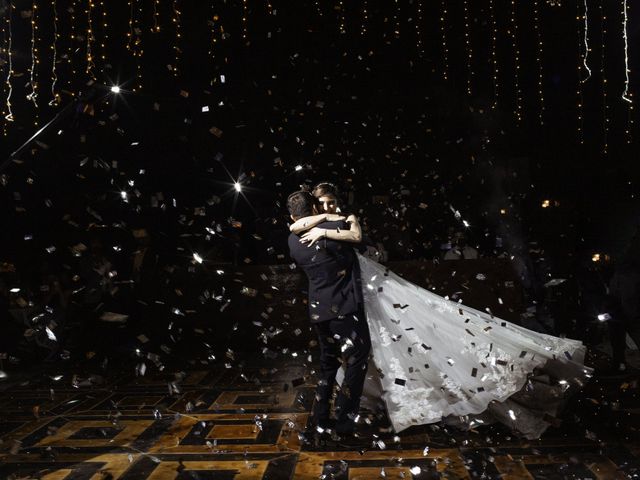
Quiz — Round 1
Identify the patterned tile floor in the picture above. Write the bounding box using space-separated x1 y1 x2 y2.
0 361 638 479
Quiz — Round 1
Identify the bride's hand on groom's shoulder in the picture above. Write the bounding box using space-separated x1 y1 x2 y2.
300 227 326 247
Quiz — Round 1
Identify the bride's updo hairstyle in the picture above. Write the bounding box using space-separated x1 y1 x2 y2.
312 182 339 199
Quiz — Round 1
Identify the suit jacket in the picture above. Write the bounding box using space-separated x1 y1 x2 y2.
288 221 363 323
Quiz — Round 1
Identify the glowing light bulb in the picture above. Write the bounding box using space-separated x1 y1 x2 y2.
234 182 242 192
110 85 121 93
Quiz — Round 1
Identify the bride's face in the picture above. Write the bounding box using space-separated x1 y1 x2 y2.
317 194 338 214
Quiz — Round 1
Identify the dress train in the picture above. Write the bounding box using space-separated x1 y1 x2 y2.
337 254 592 439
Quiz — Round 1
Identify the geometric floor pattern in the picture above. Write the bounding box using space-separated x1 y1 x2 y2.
1 364 638 479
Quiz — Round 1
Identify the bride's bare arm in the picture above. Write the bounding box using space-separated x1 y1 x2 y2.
345 214 362 242
290 214 327 234
290 213 345 234
300 214 362 246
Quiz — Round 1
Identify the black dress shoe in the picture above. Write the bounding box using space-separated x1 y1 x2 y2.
318 419 337 431
303 419 335 436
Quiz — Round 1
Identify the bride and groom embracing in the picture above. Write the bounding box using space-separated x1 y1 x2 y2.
287 184 593 443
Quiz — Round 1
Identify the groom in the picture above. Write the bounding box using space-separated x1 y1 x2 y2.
287 190 371 438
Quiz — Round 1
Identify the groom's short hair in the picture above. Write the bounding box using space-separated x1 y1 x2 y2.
287 190 316 220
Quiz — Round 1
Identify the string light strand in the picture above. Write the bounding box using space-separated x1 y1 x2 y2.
338 0 345 34
533 0 545 124
361 0 368 36
621 0 633 143
462 0 473 96
509 0 522 122
439 0 449 81
127 0 134 51
241 0 248 42
98 0 109 75
152 0 160 32
621 0 632 103
415 0 423 56
581 0 591 83
489 0 499 109
86 0 96 80
599 0 609 153
4 1 14 123
133 0 143 90
68 0 78 87
393 0 400 38
576 0 584 144
49 0 60 105
27 1 39 113
208 4 218 63
172 0 181 77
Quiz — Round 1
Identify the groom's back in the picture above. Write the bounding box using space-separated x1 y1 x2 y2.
288 221 363 323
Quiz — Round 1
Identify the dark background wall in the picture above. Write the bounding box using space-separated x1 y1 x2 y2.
1 0 636 369
1 0 639 271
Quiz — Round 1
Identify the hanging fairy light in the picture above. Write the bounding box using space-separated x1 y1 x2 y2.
439 0 449 81
3 1 14 125
489 0 499 109
599 0 609 154
49 0 60 105
314 0 323 18
86 0 96 80
415 0 423 56
581 0 592 83
621 0 633 143
266 0 273 16
361 0 368 36
0 3 5 129
509 0 522 122
576 1 584 144
152 0 160 32
134 0 143 90
241 0 248 42
27 1 39 118
533 0 545 124
127 0 133 51
172 0 181 76
393 0 400 38
208 5 219 63
462 0 473 96
338 0 345 34
126 0 142 88
68 0 77 77
98 0 109 74
621 0 632 104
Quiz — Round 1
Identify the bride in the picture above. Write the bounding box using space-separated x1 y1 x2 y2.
290 183 593 440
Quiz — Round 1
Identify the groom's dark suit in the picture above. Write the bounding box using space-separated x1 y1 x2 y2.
288 220 370 432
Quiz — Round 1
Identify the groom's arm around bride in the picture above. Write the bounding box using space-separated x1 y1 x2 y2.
286 190 370 437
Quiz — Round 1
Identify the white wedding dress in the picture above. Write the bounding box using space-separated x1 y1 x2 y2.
345 254 593 439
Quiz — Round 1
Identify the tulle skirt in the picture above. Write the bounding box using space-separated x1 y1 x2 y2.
348 254 593 439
